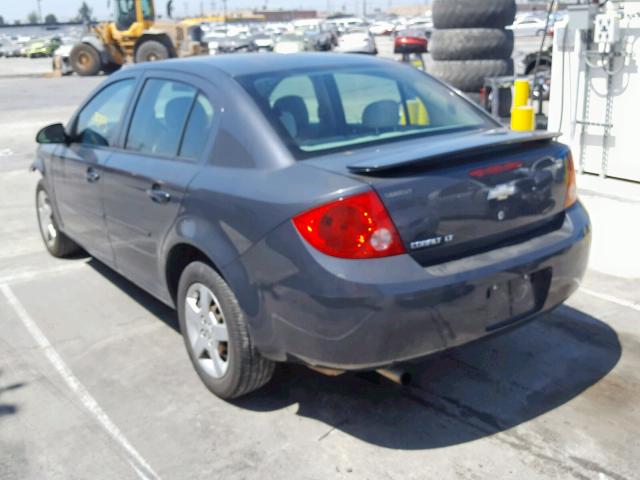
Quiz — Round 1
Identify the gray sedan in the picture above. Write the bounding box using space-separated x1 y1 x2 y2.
32 54 590 399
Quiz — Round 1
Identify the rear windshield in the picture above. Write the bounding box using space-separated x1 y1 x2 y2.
237 64 495 159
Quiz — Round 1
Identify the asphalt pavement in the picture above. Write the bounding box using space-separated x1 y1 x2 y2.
0 54 638 480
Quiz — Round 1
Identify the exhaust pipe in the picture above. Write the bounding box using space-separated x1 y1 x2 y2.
376 367 411 386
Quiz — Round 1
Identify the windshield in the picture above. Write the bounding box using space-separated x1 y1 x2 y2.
237 64 495 159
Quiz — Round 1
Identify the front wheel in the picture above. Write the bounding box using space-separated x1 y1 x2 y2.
69 43 101 76
36 181 80 257
177 261 275 399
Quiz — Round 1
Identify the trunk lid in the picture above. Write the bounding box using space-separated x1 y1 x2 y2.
306 129 570 266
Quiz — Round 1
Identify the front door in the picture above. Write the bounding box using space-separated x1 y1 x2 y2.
54 78 136 264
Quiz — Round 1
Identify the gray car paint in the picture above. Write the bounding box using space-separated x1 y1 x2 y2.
34 53 591 370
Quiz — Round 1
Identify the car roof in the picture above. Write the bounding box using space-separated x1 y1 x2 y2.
131 53 393 79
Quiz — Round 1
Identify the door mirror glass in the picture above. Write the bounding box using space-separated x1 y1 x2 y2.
36 123 67 144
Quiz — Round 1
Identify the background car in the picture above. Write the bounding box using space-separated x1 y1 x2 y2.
52 43 74 75
335 28 377 54
273 34 311 54
508 16 550 37
253 33 275 52
27 38 62 58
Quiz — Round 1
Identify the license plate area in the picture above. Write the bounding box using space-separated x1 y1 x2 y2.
485 268 552 331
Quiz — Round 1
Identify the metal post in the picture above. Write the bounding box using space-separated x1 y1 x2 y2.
601 71 614 178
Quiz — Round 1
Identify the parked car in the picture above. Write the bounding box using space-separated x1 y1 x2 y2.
335 28 377 54
207 33 257 54
27 38 62 58
394 28 429 54
32 53 590 399
52 43 74 75
252 33 275 52
0 43 21 57
273 34 311 54
508 16 550 37
369 21 395 36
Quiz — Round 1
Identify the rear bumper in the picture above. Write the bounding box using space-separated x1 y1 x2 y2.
225 202 590 370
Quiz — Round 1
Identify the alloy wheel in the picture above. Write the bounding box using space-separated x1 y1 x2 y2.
37 189 57 248
184 282 230 378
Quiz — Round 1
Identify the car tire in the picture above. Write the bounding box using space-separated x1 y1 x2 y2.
430 59 514 93
69 43 101 76
134 40 170 63
430 28 514 61
433 0 516 29
36 181 80 258
177 261 275 399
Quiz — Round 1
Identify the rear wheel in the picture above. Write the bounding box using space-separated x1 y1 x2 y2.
134 40 170 63
177 261 275 399
69 43 101 76
36 181 80 257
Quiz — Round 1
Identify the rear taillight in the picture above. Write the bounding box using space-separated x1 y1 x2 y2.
565 151 577 208
293 190 406 259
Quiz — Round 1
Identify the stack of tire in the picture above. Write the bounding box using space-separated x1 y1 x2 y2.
430 0 516 118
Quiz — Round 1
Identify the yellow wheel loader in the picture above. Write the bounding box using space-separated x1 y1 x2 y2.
70 0 207 76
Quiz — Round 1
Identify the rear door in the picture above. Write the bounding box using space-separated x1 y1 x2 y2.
101 72 218 296
53 78 136 264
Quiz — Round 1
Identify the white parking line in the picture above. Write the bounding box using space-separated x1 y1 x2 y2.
0 284 161 480
580 287 640 312
0 262 88 286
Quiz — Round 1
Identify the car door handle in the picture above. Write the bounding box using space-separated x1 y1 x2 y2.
147 184 171 204
86 167 100 183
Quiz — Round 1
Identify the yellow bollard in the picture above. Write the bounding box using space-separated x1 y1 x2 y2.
511 106 535 131
513 79 530 109
511 79 534 131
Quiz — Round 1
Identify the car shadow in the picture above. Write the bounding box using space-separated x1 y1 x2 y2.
87 259 180 332
84 259 621 449
0 370 24 418
232 306 621 450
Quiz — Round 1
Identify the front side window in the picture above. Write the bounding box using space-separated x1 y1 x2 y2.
75 79 135 147
126 79 197 156
238 65 494 159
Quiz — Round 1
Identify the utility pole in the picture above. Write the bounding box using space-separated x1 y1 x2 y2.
36 0 42 22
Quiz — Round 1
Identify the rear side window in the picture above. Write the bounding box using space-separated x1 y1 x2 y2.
126 79 197 156
75 79 135 147
179 93 215 160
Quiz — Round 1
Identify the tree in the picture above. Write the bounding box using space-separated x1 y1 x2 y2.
76 1 93 23
0 16 5 26
14 20 22 25
44 14 58 24
27 11 40 24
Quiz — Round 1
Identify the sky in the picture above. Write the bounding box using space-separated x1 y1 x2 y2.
0 0 413 22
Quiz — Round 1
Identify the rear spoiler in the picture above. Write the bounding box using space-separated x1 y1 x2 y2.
346 130 561 174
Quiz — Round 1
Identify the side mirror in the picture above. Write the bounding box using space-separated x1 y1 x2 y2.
36 123 68 144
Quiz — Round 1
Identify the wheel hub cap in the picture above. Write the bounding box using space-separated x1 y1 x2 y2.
185 283 230 378
37 190 57 247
